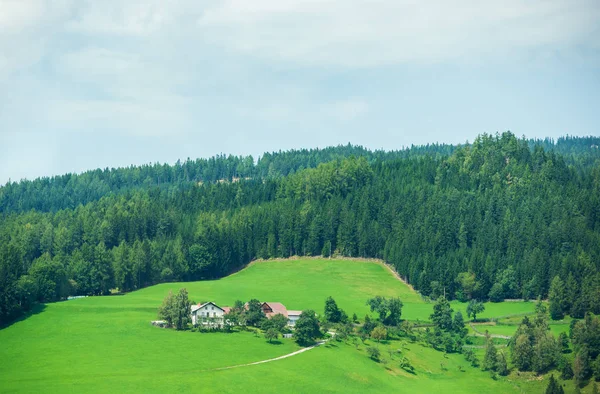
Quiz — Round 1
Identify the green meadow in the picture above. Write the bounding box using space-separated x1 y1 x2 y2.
0 259 552 393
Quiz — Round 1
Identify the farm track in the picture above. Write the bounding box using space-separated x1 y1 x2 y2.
209 342 324 371
209 332 335 371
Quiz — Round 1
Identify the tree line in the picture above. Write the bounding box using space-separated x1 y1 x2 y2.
1 132 600 325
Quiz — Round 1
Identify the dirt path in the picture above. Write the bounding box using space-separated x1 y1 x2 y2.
209 333 334 371
210 341 325 371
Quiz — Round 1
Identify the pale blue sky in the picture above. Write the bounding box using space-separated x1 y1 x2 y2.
1 0 599 184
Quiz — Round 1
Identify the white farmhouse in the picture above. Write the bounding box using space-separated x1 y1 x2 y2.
190 302 230 326
190 301 302 328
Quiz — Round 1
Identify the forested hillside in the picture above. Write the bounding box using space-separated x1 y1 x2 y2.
0 143 455 214
1 132 599 325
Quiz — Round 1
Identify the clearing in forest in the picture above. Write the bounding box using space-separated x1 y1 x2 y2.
0 258 543 393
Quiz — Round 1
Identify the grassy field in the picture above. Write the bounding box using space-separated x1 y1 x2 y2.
146 258 425 318
0 258 557 393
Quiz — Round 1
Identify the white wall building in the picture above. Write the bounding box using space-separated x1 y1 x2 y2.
190 302 228 326
287 310 302 326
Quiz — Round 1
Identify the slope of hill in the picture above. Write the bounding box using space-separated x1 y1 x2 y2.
0 259 545 393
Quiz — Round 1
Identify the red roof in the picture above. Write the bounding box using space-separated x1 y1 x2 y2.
262 302 288 318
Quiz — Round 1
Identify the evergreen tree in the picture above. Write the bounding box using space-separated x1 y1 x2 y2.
430 296 454 331
558 332 570 353
549 275 566 320
453 311 467 337
545 374 564 394
573 347 592 387
512 334 534 371
483 334 499 371
496 351 509 376
324 296 344 323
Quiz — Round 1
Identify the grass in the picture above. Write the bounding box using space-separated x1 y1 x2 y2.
0 258 555 393
149 258 424 318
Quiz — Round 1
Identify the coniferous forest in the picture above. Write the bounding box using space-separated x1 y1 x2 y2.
1 132 600 326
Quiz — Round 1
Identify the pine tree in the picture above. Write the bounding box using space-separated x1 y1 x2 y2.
512 334 533 371
324 296 345 323
496 351 509 376
573 347 592 387
545 374 564 394
483 334 499 371
430 296 454 331
549 276 566 320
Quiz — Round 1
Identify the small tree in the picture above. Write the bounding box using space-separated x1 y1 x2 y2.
293 310 321 346
366 296 403 326
512 334 533 371
545 374 564 394
367 346 381 361
324 296 344 323
399 356 416 374
232 300 245 313
265 328 278 343
466 300 485 322
158 290 176 327
158 288 190 330
483 334 498 371
464 348 480 368
559 355 574 380
371 326 387 342
335 322 353 342
574 347 592 387
558 332 570 353
361 314 377 335
173 288 191 330
496 351 509 376
431 296 453 331
593 357 600 382
246 299 266 327
548 276 566 321
453 310 467 337
270 313 289 333
352 313 358 323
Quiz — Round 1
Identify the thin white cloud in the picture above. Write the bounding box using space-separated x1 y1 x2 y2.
326 98 369 122
0 0 598 183
197 0 600 67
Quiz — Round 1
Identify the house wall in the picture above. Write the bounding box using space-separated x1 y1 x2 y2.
192 304 225 325
288 315 300 326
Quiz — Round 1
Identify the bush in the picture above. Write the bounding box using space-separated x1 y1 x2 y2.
399 356 416 374
367 346 381 361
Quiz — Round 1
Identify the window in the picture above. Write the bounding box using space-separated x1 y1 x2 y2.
211 306 214 310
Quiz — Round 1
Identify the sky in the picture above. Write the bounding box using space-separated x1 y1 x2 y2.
0 0 599 184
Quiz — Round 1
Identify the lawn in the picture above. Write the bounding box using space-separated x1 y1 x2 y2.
0 258 553 393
